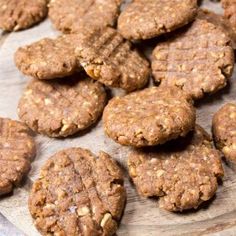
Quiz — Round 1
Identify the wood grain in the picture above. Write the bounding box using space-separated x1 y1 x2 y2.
0 1 236 235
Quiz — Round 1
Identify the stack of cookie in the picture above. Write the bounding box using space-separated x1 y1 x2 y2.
1 0 236 235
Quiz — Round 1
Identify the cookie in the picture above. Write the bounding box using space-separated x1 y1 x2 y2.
15 35 83 80
118 0 198 40
48 0 122 33
18 74 106 137
103 86 196 147
212 103 236 163
0 0 48 31
0 118 36 195
29 147 126 236
128 125 224 212
76 27 150 92
152 17 234 100
222 0 236 32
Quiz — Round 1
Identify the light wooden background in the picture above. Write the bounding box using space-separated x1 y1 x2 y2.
0 1 236 235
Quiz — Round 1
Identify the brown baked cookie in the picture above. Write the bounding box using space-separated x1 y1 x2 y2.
29 147 126 236
48 0 122 33
103 86 196 147
152 17 234 100
15 35 83 80
0 118 36 196
18 74 106 137
76 27 150 92
118 0 198 40
212 103 236 163
222 0 236 32
128 125 224 212
0 0 48 31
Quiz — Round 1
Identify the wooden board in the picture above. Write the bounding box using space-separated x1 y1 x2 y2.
0 1 236 235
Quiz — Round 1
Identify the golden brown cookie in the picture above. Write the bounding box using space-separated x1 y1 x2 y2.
128 125 224 212
0 118 36 195
0 0 48 31
213 103 236 163
152 17 234 100
18 74 106 137
76 27 150 92
48 0 122 33
222 0 236 32
29 147 126 236
118 0 198 40
15 35 83 80
103 86 196 147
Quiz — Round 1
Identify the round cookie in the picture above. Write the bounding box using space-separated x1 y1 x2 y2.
76 27 150 92
152 17 234 100
0 0 48 31
128 125 224 212
212 103 236 163
48 0 122 33
15 35 83 80
0 118 36 195
103 86 196 147
18 74 107 137
29 147 126 236
118 0 198 40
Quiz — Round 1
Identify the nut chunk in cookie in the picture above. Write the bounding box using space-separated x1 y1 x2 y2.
18 74 107 138
76 27 150 92
0 118 36 195
0 0 48 31
103 86 196 147
128 125 224 212
29 148 126 236
48 0 122 33
213 103 236 163
15 35 83 80
118 0 198 40
152 17 234 100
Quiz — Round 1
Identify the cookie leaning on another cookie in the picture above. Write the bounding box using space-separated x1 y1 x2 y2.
0 118 36 196
212 103 236 163
48 0 122 33
76 27 150 92
103 86 196 147
0 0 48 31
15 35 83 80
29 147 126 236
18 74 107 138
118 0 198 40
152 16 234 100
128 125 224 212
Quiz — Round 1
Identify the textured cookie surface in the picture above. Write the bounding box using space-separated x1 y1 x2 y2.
0 118 36 195
76 27 150 91
118 0 198 40
103 86 195 147
15 35 83 80
0 0 48 31
18 75 106 137
128 125 224 212
152 18 234 100
29 148 126 236
213 103 236 163
197 9 236 49
222 0 236 32
48 0 122 33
